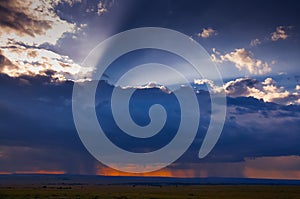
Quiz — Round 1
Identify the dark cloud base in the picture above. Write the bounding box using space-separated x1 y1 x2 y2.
0 74 300 175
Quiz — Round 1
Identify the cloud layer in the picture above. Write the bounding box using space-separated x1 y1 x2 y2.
0 45 93 81
225 77 300 105
0 0 82 46
0 0 92 81
194 77 300 105
1 75 300 178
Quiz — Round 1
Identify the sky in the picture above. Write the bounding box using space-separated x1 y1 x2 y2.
1 0 300 179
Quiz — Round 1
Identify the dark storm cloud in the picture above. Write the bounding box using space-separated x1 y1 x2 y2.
0 1 51 37
207 97 300 162
0 51 17 71
0 0 77 46
0 74 98 174
1 75 300 175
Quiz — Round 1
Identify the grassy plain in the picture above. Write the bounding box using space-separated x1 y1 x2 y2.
1 184 300 199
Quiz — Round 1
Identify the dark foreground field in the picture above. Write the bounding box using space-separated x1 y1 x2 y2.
1 185 300 199
1 175 300 199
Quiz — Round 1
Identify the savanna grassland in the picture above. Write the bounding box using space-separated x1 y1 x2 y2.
1 184 300 199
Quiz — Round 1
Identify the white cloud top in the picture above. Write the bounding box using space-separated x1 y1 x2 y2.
225 77 300 105
271 26 289 41
0 0 82 46
194 77 300 105
0 0 92 81
212 48 271 75
197 28 217 38
0 45 93 81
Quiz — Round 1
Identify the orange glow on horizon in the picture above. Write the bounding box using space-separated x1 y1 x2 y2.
243 156 300 180
96 166 198 178
97 167 173 177
0 171 11 174
244 168 300 180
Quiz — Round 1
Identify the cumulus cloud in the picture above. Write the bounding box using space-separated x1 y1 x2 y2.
96 0 116 16
224 77 300 105
0 0 83 46
194 79 215 87
193 79 223 93
55 0 82 6
194 77 300 105
223 78 259 97
249 26 292 46
213 48 271 75
0 0 92 81
121 82 172 94
250 38 261 46
210 48 223 63
97 1 108 15
197 28 217 38
271 26 289 41
0 45 93 81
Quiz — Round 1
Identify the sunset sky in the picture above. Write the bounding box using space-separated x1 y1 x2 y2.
1 0 300 179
